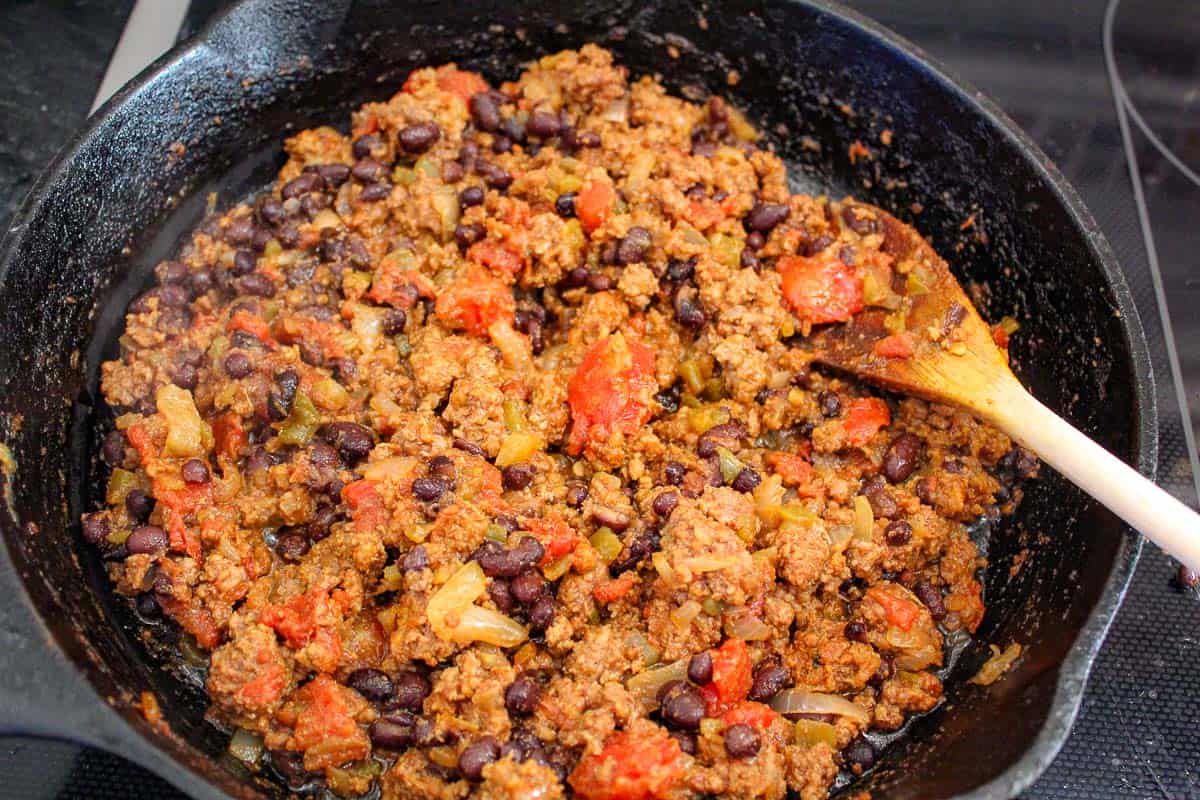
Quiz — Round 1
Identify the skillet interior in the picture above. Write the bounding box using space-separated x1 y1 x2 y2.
0 1 1150 798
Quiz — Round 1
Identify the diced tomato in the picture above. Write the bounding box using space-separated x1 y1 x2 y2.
992 324 1010 349
158 596 221 649
125 422 158 465
778 254 864 324
213 413 247 461
434 267 516 337
566 333 657 454
342 480 387 534
576 180 615 234
842 397 891 447
260 587 336 650
720 700 780 730
686 199 725 230
227 309 277 349
699 639 754 716
157 480 210 517
569 727 685 800
866 585 920 631
764 451 815 487
467 240 525 277
435 66 489 103
366 266 435 309
593 574 638 604
873 332 915 359
289 675 371 772
523 516 580 566
237 655 287 708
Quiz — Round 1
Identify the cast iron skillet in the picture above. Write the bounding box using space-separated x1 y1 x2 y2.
0 1 1154 798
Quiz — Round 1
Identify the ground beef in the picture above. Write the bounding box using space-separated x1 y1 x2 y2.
84 45 1033 799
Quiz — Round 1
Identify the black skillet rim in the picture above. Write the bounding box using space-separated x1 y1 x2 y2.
0 0 1154 798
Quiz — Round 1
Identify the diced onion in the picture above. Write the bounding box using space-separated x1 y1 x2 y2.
684 555 738 573
449 605 528 648
794 719 839 748
768 689 870 725
156 384 209 457
970 642 1022 686
427 561 486 637
724 610 771 641
600 95 630 123
652 552 675 583
853 495 874 541
669 600 703 627
228 729 264 764
827 524 853 549
626 659 687 710
496 431 544 468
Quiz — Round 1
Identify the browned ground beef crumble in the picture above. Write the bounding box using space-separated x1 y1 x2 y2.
84 45 1035 800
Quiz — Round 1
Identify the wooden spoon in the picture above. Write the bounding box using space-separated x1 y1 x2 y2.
809 200 1200 571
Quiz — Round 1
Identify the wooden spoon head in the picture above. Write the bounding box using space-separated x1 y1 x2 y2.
809 201 1017 420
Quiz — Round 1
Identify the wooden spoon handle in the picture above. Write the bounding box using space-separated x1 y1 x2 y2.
989 379 1200 571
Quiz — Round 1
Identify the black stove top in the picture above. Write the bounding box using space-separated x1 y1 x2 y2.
1 1 1197 798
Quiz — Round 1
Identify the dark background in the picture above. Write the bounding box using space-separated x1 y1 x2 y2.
0 0 1197 797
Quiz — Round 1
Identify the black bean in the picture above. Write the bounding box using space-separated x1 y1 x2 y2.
347 668 394 703
257 196 286 227
307 505 338 540
844 620 868 642
913 580 947 621
656 681 704 730
562 266 590 288
441 160 465 184
402 545 429 572
459 736 500 781
299 193 330 219
412 477 450 502
740 248 762 272
353 133 384 160
510 536 545 571
565 481 589 507
1014 448 1038 479
525 110 562 139
427 455 455 480
687 651 713 684
664 461 687 486
511 570 546 605
883 433 923 483
453 437 487 458
673 289 708 330
267 369 299 421
505 674 542 716
318 422 375 464
479 162 513 190
600 240 620 265
468 93 501 131
731 468 761 494
390 671 432 712
651 491 679 518
454 222 486 249
724 724 761 758
352 158 388 184
502 463 536 492
282 173 324 199
378 308 407 337
884 520 913 546
670 731 698 755
81 514 110 545
616 226 652 265
359 182 392 202
313 163 349 187
844 736 876 771
491 135 513 155
748 664 791 702
275 530 310 562
791 368 813 388
746 231 766 250
655 384 681 414
488 578 515 613
665 257 696 283
498 115 526 144
591 506 631 532
276 224 301 249
223 217 257 246
369 712 418 750
473 541 509 577
460 186 485 208
819 390 842 417
839 245 856 266
528 596 557 632
746 202 790 232
608 529 660 577
136 592 162 620
223 351 252 378
181 458 209 484
555 192 577 218
126 525 168 556
155 260 188 285
399 121 441 153
102 430 125 466
171 362 198 391
125 489 154 522
586 272 613 292
841 206 879 236
1176 564 1200 591
238 272 276 298
860 475 899 519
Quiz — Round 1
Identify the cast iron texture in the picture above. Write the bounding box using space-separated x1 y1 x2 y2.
0 1 1154 798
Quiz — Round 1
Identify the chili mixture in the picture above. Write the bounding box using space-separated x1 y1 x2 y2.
84 46 1036 800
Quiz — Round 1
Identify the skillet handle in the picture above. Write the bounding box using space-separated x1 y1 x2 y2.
0 556 120 749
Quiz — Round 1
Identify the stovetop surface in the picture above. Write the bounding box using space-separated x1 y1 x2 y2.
0 1 1196 797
